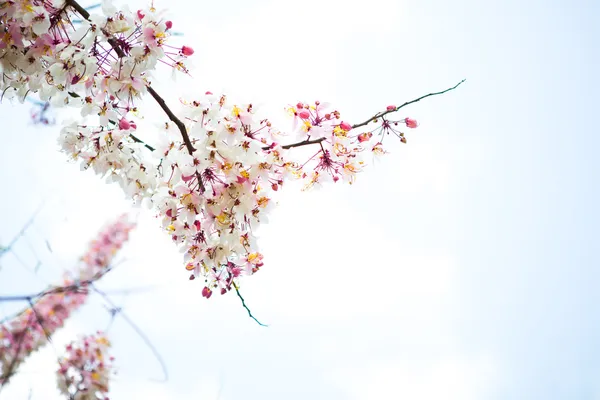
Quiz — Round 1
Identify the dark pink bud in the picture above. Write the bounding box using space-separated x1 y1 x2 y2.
194 220 201 230
404 117 418 128
165 20 173 30
205 91 213 95
118 118 131 130
340 121 352 131
298 110 310 119
386 105 396 111
137 10 145 20
166 209 172 217
181 45 194 56
202 286 212 298
358 132 372 143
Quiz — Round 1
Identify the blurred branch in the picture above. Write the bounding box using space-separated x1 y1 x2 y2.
0 203 44 260
91 284 169 382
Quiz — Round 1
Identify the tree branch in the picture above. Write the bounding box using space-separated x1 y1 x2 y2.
90 284 169 382
351 79 466 129
130 133 155 151
233 283 267 327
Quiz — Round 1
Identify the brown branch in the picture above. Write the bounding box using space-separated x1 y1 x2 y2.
271 80 465 150
65 0 205 193
351 79 466 129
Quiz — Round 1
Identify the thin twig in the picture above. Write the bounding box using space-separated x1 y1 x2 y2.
0 203 44 259
91 284 169 382
351 79 466 129
233 283 267 327
130 133 155 151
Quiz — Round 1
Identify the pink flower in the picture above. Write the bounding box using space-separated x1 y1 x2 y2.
118 118 131 130
202 287 213 299
340 121 352 131
404 118 418 128
386 105 396 111
181 46 194 56
358 132 372 143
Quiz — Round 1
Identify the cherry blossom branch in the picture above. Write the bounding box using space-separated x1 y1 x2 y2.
351 79 466 129
65 0 205 192
272 79 465 151
0 215 134 385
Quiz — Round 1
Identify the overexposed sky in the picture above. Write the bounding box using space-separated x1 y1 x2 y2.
1 0 599 399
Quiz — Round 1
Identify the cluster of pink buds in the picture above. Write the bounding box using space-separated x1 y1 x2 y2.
56 332 115 400
0 215 134 384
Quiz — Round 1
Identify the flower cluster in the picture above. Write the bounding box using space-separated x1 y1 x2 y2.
57 332 115 400
0 0 193 118
2 0 437 298
0 215 134 384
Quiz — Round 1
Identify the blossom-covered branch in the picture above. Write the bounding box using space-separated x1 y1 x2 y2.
1 0 464 310
0 215 135 386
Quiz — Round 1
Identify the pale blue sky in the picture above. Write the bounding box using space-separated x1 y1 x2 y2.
1 0 599 399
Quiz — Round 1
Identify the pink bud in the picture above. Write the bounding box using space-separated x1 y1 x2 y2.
165 20 173 30
358 132 373 143
181 46 194 56
298 110 310 119
137 10 145 20
340 121 352 131
404 117 418 128
118 118 131 130
166 209 172 218
194 220 201 230
202 286 212 298
205 91 213 95
386 105 396 111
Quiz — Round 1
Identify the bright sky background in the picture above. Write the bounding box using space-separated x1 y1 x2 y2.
1 0 599 399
